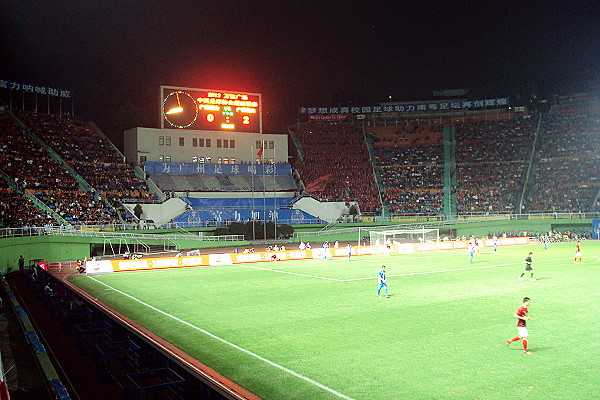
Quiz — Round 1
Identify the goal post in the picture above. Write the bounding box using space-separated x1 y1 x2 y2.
361 227 440 247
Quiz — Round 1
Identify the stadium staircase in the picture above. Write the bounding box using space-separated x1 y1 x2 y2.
174 226 197 237
287 126 305 161
592 188 600 212
319 221 337 232
443 126 457 217
133 165 165 201
518 114 543 212
363 128 385 216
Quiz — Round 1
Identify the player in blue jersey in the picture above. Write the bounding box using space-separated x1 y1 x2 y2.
377 265 390 298
542 235 549 251
468 243 475 263
322 241 330 260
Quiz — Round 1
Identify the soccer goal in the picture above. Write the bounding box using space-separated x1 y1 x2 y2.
365 227 440 247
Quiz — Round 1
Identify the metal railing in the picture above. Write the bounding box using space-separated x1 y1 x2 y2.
199 234 245 241
292 212 600 238
2 212 598 240
0 226 243 242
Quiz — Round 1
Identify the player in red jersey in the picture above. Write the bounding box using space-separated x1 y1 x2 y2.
506 297 532 354
574 241 582 264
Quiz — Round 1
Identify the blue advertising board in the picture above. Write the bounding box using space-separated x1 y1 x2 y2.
144 161 291 176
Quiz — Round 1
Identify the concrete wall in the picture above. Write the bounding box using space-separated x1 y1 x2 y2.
0 236 91 274
0 235 248 274
123 127 288 166
123 198 188 226
293 197 357 223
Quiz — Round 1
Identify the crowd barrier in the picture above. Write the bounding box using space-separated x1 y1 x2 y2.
84 237 531 274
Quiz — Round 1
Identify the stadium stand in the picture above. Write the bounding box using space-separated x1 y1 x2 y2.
454 117 536 214
0 182 52 228
369 124 444 147
524 109 600 212
290 123 380 213
17 112 156 220
2 101 598 229
369 125 444 214
0 112 122 226
367 116 541 215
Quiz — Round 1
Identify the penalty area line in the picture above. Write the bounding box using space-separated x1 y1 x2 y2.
340 257 569 282
237 264 343 281
87 276 356 400
340 263 516 282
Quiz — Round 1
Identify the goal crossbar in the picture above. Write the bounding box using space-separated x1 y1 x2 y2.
363 227 440 247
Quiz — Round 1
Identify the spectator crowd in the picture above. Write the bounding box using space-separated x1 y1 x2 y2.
0 111 157 227
291 123 380 213
455 117 536 213
525 110 600 212
375 144 444 214
2 106 599 228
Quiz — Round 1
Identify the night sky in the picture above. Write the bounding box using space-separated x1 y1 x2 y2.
1 1 598 147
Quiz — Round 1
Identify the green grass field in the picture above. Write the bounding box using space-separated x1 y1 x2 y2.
69 241 600 400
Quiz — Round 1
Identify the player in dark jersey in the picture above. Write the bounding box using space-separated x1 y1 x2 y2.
506 297 532 354
518 252 535 281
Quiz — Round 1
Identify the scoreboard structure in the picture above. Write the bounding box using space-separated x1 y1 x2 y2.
160 86 262 133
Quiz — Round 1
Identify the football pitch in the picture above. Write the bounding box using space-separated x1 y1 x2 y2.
69 241 600 400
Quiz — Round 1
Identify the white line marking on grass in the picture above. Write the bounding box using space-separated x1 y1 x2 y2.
237 264 343 281
87 276 357 400
234 257 569 282
339 257 570 282
108 265 213 276
341 263 516 282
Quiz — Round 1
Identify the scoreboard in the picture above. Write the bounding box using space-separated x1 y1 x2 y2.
160 86 262 133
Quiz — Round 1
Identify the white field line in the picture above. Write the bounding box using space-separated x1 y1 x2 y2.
343 249 528 264
87 276 357 400
238 264 343 281
343 263 518 282
106 265 212 276
240 257 570 282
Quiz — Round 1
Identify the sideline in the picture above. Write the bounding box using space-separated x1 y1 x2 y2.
87 276 357 400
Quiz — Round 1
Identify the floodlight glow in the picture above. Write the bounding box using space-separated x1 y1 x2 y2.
166 107 183 114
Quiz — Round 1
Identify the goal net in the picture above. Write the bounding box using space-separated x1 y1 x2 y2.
368 228 440 247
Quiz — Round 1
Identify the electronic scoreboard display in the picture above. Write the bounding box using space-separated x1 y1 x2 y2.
160 86 262 133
